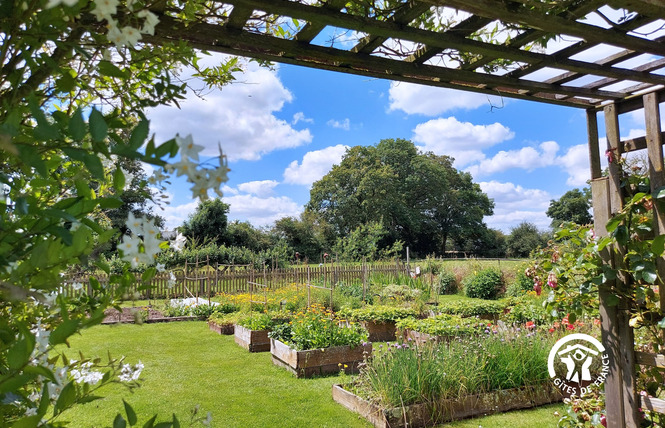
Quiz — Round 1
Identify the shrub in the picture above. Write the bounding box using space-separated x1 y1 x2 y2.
395 314 486 337
435 270 458 295
237 313 275 331
436 299 507 318
501 295 549 325
463 268 503 300
338 305 416 323
506 268 534 297
208 311 246 326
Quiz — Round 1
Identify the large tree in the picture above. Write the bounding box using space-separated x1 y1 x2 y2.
306 139 494 256
180 199 230 246
546 187 593 228
506 222 548 258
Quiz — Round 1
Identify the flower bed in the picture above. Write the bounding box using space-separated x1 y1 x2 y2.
271 338 372 378
339 306 417 342
332 382 562 427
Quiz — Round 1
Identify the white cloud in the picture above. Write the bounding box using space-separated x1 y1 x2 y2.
292 112 314 125
237 180 279 198
224 194 301 227
480 181 552 232
388 82 504 115
148 60 312 162
412 117 514 167
555 144 591 187
327 118 351 130
465 141 559 177
283 144 349 187
160 200 199 230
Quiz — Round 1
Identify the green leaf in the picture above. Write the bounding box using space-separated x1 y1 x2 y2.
0 373 36 394
172 414 180 428
123 400 138 426
97 197 124 209
62 147 87 162
56 72 77 93
643 266 658 284
10 415 42 428
113 414 128 428
653 186 665 200
658 317 665 329
606 216 622 233
613 224 629 245
604 293 620 307
142 415 158 428
130 120 150 150
7 336 33 369
89 109 108 143
653 235 665 256
99 60 129 78
83 153 105 180
23 365 56 383
69 109 86 140
49 319 80 346
53 381 76 416
113 168 126 192
153 423 173 428
17 145 48 177
142 267 157 284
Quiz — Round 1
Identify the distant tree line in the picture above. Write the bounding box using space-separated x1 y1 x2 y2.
167 140 593 264
98 139 593 266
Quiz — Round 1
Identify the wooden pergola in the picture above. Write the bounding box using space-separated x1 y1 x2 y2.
147 1 665 426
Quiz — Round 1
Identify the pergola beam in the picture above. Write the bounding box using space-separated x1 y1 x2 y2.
433 0 665 56
148 15 604 107
222 0 665 87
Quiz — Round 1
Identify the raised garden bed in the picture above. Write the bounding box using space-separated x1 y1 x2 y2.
271 338 372 378
234 324 270 352
208 320 234 335
397 329 443 345
362 320 397 342
332 382 563 427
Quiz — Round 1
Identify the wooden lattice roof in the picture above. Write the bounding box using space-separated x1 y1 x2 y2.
148 0 665 110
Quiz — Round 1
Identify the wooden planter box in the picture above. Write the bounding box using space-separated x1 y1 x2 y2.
208 320 234 335
271 338 372 378
361 320 397 342
332 382 563 428
234 324 270 352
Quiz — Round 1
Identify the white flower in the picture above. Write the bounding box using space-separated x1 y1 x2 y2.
70 362 104 385
24 407 37 417
126 212 144 234
156 263 166 273
138 10 159 36
120 26 142 47
106 23 124 46
45 0 78 8
168 158 197 178
91 0 119 22
120 234 141 256
71 282 83 291
172 233 186 252
47 367 68 401
167 272 176 288
176 134 204 162
119 361 144 382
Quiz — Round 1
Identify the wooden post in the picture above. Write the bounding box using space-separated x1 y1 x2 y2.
644 92 665 311
603 103 639 428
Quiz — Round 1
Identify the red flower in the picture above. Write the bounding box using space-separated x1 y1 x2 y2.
533 283 542 296
548 328 555 333
526 321 536 329
567 324 575 330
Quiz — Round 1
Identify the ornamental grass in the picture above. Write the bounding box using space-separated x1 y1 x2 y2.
352 327 561 409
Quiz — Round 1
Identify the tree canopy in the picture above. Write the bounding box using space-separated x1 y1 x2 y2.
180 199 230 246
306 139 494 256
546 188 593 229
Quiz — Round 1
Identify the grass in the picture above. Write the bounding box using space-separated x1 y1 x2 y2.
59 321 563 427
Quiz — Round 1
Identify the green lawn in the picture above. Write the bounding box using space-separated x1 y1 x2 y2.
60 321 562 427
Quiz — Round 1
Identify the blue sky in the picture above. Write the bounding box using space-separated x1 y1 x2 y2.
144 29 659 234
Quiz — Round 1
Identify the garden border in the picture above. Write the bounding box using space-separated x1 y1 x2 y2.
332 382 563 427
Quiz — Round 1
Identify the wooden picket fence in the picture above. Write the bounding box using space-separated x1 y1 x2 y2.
63 262 409 300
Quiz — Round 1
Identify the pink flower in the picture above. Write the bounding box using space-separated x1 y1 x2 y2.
547 272 557 289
